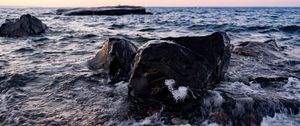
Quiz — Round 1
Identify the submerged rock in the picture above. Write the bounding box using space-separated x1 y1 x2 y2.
233 40 283 58
88 37 137 81
56 6 152 16
249 75 288 87
128 41 216 104
0 14 47 37
163 32 231 82
227 40 294 83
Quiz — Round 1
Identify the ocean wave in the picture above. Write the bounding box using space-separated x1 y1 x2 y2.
245 25 272 31
279 25 300 33
187 24 229 31
188 24 300 34
0 72 36 93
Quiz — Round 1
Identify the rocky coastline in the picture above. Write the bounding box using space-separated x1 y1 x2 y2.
0 7 299 126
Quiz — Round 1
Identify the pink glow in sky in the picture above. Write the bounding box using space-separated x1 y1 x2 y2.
0 0 299 7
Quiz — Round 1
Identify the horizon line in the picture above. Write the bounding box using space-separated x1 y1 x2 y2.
0 5 300 8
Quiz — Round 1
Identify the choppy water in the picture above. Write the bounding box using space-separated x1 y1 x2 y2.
0 7 299 125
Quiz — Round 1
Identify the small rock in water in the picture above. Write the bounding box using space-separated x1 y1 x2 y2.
209 112 230 124
81 34 97 39
0 14 47 37
238 113 263 126
250 75 289 87
88 37 137 82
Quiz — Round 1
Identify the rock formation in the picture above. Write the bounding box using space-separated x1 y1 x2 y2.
88 38 137 81
0 14 47 37
88 32 231 105
163 32 231 83
128 41 214 104
128 32 231 104
56 6 152 16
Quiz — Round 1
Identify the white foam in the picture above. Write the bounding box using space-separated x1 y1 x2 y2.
165 79 188 102
261 113 300 126
203 90 224 107
201 120 222 126
139 118 152 125
284 77 300 89
113 81 128 96
280 77 300 99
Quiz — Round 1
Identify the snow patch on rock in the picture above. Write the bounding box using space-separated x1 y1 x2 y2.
165 79 188 102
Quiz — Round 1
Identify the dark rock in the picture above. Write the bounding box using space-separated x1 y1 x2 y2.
32 37 49 42
249 76 290 88
128 41 215 104
109 24 126 30
14 47 35 53
279 25 300 33
0 14 47 37
209 112 230 123
162 32 231 82
238 114 263 126
81 34 97 39
88 37 137 81
233 40 283 58
56 6 152 16
139 28 156 32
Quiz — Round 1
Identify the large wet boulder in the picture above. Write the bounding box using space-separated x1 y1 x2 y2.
128 32 231 105
57 6 152 16
0 14 47 37
88 38 137 81
128 41 217 104
162 32 231 82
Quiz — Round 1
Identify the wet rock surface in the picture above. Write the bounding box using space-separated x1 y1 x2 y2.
228 40 300 84
233 40 283 58
0 14 47 37
88 37 137 82
128 32 231 105
128 41 214 104
163 32 231 82
56 6 152 16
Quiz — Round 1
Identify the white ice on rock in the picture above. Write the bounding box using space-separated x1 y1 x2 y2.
164 79 188 102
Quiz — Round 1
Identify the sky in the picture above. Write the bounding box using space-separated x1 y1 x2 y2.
0 0 299 7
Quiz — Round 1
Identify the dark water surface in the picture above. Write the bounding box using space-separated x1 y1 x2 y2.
0 7 300 125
